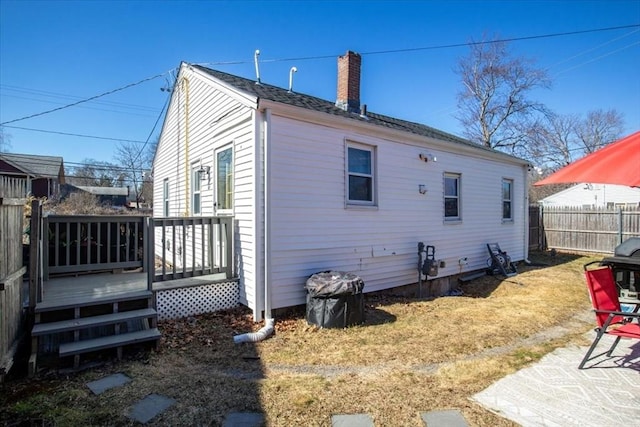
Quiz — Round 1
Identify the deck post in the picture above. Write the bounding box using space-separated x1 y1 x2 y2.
146 217 154 291
223 216 234 279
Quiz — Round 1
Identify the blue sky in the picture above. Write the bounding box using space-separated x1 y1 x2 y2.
1 0 639 171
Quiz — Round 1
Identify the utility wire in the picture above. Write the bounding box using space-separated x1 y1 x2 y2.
196 24 640 67
0 70 174 126
2 125 149 144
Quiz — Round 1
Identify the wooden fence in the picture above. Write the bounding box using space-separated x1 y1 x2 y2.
539 206 640 254
0 177 28 381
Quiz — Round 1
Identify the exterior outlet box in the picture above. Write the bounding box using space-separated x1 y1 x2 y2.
439 260 446 268
458 257 468 266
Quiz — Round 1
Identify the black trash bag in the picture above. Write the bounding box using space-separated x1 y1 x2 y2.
305 271 365 328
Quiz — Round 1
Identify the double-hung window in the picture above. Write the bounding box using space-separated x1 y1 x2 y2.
163 178 170 216
444 173 461 220
347 142 376 206
191 165 202 215
502 179 513 221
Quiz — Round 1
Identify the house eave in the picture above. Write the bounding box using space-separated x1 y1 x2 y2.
257 99 529 167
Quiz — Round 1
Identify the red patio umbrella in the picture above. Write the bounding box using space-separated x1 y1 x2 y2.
533 131 640 187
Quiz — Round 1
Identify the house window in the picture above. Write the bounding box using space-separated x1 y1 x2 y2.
215 146 233 213
347 143 376 205
192 165 202 215
502 179 513 220
163 178 170 216
444 173 461 220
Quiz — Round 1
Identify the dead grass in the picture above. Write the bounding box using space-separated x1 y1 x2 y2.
1 251 601 426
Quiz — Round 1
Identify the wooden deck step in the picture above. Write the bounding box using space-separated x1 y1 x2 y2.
32 308 157 336
59 328 161 357
35 290 154 313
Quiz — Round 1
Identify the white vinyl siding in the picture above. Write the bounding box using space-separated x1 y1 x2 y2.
267 115 527 309
153 64 257 314
154 62 529 317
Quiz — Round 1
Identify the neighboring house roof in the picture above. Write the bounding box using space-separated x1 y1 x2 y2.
0 152 64 178
540 183 640 207
75 185 129 196
191 64 517 159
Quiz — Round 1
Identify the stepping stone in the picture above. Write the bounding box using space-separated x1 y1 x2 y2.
222 412 265 427
126 393 176 424
421 409 469 427
86 373 132 395
332 414 374 427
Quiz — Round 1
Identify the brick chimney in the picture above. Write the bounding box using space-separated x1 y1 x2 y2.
336 51 361 113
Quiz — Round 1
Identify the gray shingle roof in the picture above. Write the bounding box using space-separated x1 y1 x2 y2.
0 152 64 178
192 64 495 152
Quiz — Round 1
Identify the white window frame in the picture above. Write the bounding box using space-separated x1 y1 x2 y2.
502 178 513 221
163 178 170 217
444 172 461 221
191 163 202 215
346 141 377 207
214 144 234 215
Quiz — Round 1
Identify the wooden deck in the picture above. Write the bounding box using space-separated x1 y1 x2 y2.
39 271 231 310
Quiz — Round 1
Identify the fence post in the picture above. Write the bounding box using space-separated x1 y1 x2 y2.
29 200 41 310
618 208 623 245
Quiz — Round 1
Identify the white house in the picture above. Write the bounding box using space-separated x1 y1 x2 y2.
540 184 640 208
153 51 530 320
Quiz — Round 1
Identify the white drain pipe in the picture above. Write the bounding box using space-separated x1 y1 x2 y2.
233 318 275 344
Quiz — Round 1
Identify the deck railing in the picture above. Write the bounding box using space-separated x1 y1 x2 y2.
149 216 234 282
43 215 146 279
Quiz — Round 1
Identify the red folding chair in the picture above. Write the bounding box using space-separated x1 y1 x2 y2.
580 264 640 369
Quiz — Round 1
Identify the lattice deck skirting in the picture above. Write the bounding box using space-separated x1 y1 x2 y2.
156 281 240 321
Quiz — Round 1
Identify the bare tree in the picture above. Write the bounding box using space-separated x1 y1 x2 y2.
0 127 11 152
69 159 121 186
113 141 156 208
456 39 551 155
527 113 579 169
527 108 625 172
575 109 625 155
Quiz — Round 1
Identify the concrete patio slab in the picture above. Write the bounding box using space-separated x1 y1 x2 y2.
86 373 131 395
473 332 640 427
222 412 265 427
331 413 374 427
421 409 469 426
126 393 176 424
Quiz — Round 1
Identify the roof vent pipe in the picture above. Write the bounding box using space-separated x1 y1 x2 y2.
288 66 297 92
254 50 261 85
360 104 368 118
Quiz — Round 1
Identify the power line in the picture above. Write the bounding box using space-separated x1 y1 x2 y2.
0 69 174 126
196 24 640 67
0 84 160 112
2 125 149 144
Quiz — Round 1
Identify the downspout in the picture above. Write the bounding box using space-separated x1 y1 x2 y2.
234 107 275 344
523 164 531 264
181 76 190 216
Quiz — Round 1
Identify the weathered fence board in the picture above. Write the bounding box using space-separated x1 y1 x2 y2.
541 206 640 254
0 177 27 380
